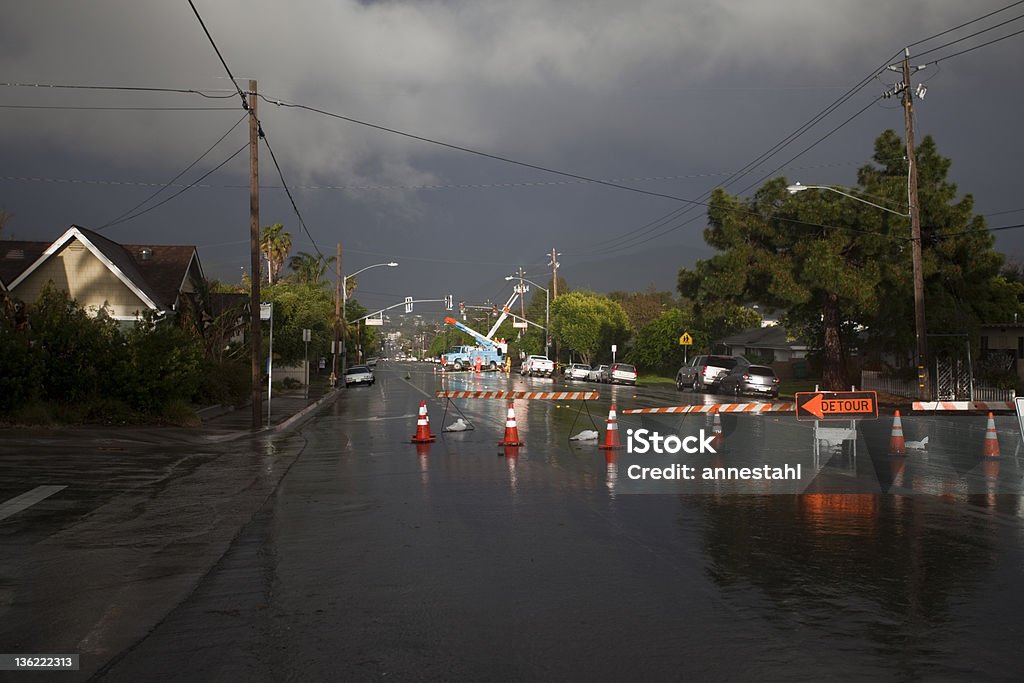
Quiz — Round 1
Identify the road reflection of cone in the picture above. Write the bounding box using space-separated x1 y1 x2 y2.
711 411 723 450
411 400 437 443
605 451 618 496
599 404 624 450
888 410 906 456
498 402 524 446
983 412 1000 458
416 442 431 483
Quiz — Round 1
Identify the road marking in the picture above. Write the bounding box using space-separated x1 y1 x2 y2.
0 485 67 522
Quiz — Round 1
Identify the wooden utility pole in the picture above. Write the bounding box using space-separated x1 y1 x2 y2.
551 248 559 299
333 242 341 386
901 49 929 400
249 80 263 429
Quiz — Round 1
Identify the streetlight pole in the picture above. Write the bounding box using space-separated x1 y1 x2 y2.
341 262 398 383
505 275 550 358
788 182 926 396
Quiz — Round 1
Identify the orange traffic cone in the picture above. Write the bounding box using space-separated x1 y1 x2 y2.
983 412 1000 458
411 400 437 443
599 404 624 450
889 410 906 456
498 402 524 446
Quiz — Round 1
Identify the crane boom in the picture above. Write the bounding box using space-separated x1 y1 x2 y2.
486 292 519 339
444 317 502 351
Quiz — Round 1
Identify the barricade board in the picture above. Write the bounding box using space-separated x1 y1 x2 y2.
622 402 795 415
436 390 599 400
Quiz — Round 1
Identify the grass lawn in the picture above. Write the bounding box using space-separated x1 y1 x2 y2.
638 373 676 385
778 379 823 397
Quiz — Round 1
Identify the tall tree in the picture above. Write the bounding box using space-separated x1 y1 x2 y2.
550 291 631 365
288 251 334 287
679 130 1014 389
260 223 292 284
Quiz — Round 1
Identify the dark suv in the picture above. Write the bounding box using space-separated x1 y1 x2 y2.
676 355 748 392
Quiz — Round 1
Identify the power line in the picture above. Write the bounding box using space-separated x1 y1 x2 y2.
909 0 1024 47
185 0 249 110
259 133 327 264
0 81 237 99
258 94 709 210
569 4 1024 259
928 25 1024 64
913 11 1024 59
565 51 904 256
97 113 248 230
94 143 248 231
0 160 871 193
0 104 237 111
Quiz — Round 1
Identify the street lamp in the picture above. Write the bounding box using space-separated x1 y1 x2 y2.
505 274 550 359
786 183 909 217
788 182 928 399
341 262 398 382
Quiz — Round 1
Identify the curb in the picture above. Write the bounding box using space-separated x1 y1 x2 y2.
273 389 340 432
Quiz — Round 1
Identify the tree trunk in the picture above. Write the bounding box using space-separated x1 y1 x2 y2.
822 292 848 390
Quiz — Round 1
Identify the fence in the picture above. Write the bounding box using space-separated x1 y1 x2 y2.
860 370 1014 401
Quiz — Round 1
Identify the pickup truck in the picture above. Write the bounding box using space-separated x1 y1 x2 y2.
520 355 555 377
675 355 747 392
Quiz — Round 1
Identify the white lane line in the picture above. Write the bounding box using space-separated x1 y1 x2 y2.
0 485 67 522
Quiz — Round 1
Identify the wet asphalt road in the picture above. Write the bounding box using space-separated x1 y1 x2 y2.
3 363 1024 680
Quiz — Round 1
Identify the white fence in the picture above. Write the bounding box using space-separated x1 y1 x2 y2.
860 370 1015 401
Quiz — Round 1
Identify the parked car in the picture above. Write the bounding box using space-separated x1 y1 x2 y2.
675 355 748 392
344 365 375 386
588 364 610 382
607 363 638 385
520 355 555 377
564 363 592 380
366 357 379 367
718 364 780 398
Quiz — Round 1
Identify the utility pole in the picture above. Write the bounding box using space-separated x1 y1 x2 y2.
516 266 527 336
248 80 263 429
333 242 341 388
549 248 560 365
892 48 929 400
550 248 559 299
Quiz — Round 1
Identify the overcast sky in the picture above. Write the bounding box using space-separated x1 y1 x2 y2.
2 1 1023 314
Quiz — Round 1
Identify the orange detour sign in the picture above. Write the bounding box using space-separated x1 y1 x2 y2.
795 391 878 421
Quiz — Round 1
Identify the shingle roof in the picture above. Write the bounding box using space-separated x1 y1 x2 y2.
4 226 202 311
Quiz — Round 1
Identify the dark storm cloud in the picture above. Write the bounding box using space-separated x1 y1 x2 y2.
2 1 1022 303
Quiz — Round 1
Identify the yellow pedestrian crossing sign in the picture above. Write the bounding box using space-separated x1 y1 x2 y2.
679 332 693 346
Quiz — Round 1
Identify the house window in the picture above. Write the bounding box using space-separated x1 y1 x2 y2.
1018 337 1023 358
981 336 989 352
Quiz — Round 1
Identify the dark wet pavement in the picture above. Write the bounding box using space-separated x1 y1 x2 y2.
3 364 1024 680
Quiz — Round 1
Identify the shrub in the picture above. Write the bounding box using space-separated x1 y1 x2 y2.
199 360 251 406
160 398 200 427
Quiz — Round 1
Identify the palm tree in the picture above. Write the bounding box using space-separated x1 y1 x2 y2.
259 223 292 284
289 251 335 286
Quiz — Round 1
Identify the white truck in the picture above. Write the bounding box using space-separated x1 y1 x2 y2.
520 355 554 378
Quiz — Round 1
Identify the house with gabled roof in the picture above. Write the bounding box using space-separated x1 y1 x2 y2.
1 225 206 323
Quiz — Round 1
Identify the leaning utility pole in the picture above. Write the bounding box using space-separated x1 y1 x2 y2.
896 49 929 401
248 80 263 429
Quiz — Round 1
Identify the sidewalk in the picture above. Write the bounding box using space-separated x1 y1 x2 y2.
197 384 339 438
0 386 341 448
